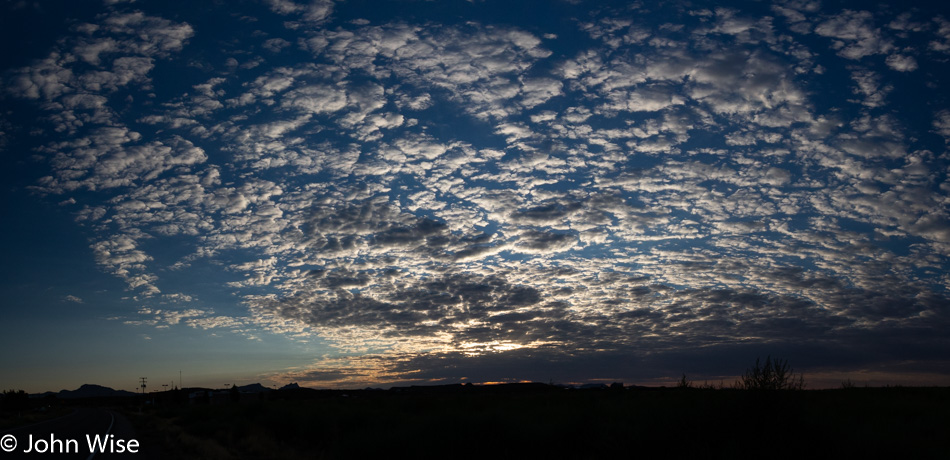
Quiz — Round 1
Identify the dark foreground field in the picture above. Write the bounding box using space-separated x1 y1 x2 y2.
121 385 950 459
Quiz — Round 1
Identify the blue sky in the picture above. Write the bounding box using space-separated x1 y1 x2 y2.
2 0 950 392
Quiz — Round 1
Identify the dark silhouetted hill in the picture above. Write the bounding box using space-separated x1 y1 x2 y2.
55 384 138 399
236 383 272 393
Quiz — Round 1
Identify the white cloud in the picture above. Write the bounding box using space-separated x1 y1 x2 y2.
37 128 207 193
848 68 891 107
262 38 291 53
100 12 194 56
930 17 950 52
885 54 917 72
814 10 893 59
6 53 75 100
281 84 348 114
267 0 334 23
934 110 950 141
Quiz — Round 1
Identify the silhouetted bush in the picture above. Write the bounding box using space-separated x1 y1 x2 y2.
735 356 805 390
676 373 693 389
1 389 30 412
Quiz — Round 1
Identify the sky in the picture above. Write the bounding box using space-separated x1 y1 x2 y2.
1 0 949 393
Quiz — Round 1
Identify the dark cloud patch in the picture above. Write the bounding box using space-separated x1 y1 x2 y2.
449 242 502 261
260 264 950 382
266 289 429 331
308 313 950 387
255 272 551 343
514 229 577 253
511 201 584 223
302 198 500 260
307 268 372 289
759 266 843 291
372 218 448 248
295 368 359 382
828 286 949 322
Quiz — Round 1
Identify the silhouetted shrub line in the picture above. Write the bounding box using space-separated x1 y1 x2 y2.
679 356 806 391
735 356 806 390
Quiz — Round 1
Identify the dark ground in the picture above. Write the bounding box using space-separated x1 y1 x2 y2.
3 384 948 459
111 385 950 459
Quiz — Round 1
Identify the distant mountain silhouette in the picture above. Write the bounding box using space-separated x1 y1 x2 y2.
279 382 300 390
236 383 273 393
54 384 138 399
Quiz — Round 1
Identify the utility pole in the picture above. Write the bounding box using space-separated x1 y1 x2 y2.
139 377 147 395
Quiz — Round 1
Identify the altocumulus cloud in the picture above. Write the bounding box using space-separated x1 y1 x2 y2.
3 0 950 387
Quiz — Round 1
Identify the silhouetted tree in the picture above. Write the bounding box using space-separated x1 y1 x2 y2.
676 373 693 389
230 383 240 402
2 389 30 412
735 356 805 390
